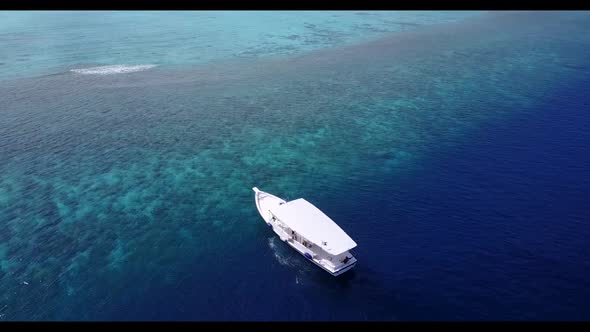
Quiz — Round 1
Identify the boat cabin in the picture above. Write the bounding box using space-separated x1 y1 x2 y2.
268 198 357 271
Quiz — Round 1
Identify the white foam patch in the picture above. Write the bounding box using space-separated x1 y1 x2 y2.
268 237 295 267
268 238 313 278
70 64 156 75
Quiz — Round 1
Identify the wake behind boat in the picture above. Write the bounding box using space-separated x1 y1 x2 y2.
253 187 357 276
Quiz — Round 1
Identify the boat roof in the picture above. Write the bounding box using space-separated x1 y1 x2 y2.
271 198 357 255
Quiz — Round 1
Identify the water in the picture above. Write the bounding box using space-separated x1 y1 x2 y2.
0 10 480 80
1 11 590 321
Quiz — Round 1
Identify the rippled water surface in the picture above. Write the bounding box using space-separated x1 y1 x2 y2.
1 11 590 320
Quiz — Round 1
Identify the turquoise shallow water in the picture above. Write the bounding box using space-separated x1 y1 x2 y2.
0 11 481 80
1 11 590 320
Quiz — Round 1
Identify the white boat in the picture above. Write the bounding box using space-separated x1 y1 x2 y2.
252 187 357 276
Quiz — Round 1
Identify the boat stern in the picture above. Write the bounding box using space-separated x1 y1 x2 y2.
317 253 357 277
331 260 357 276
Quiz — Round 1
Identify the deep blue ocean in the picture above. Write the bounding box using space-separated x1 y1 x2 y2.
1 11 590 321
